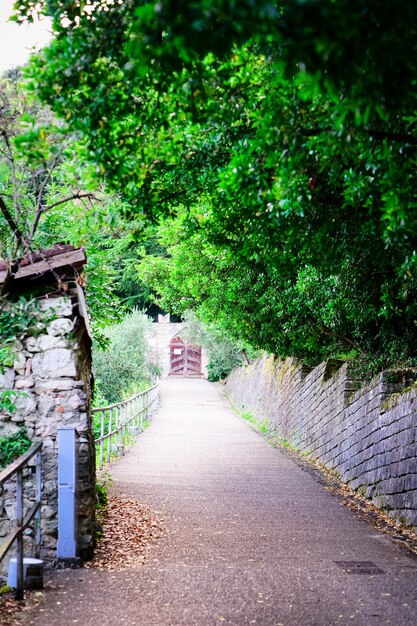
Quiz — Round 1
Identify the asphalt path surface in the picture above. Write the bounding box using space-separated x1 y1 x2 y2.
23 379 417 625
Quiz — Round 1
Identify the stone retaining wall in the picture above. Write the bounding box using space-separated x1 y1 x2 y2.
0 294 95 564
226 354 417 530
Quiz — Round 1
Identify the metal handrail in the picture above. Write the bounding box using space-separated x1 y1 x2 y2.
92 382 159 470
0 442 42 484
0 442 42 600
92 382 159 414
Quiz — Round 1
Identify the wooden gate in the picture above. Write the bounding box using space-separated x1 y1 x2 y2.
169 336 202 377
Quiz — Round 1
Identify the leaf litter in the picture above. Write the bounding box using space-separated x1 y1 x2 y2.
0 496 164 624
85 496 165 571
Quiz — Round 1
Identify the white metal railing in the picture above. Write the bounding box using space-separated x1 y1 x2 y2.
0 442 42 600
92 382 159 470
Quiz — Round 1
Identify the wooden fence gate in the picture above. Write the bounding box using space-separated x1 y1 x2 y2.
169 337 202 377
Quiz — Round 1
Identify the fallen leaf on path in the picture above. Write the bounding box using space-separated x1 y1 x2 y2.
85 496 165 571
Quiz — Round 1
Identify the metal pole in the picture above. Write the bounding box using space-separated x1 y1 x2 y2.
123 402 130 445
16 469 24 600
115 405 119 449
121 404 125 447
34 451 42 558
107 408 112 464
99 410 105 470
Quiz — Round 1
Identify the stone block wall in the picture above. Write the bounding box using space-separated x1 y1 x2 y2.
0 294 95 564
226 354 417 530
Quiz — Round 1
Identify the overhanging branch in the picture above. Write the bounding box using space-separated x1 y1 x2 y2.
43 190 98 213
0 195 26 253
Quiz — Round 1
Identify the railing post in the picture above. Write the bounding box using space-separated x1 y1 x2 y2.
107 408 112 465
140 393 144 430
137 395 140 432
99 410 105 471
114 405 118 449
15 469 24 601
129 399 133 436
123 402 126 443
120 404 123 445
92 382 159 470
0 442 44 600
34 451 42 558
57 428 79 560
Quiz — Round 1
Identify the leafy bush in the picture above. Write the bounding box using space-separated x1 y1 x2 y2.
0 428 31 468
206 343 247 382
0 296 52 416
93 309 160 405
94 475 112 542
95 475 111 509
0 390 20 415
0 296 49 365
181 311 257 381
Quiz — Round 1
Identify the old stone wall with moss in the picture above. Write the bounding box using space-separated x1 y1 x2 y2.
226 354 417 531
0 294 95 565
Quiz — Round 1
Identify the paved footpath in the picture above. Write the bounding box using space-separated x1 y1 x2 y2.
25 379 417 625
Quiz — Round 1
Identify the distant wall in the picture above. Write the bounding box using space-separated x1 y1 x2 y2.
0 294 95 564
146 316 209 378
226 354 417 531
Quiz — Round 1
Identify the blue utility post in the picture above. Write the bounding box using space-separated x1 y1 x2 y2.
57 427 79 559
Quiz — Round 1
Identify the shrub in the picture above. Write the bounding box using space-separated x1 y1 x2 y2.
93 309 160 405
0 427 31 468
181 311 257 381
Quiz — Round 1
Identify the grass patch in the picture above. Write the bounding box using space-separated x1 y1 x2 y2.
276 437 291 448
227 395 301 452
240 410 269 434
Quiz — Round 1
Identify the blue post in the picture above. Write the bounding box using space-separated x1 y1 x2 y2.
57 427 79 559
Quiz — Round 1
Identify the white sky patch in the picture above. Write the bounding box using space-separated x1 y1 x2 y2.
0 0 52 74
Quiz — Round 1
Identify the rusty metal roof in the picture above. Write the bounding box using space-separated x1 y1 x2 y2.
0 244 86 284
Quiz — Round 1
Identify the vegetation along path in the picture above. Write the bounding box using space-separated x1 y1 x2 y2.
25 380 417 625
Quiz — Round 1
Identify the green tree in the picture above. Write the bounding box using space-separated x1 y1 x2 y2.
0 73 98 262
93 309 159 405
0 73 131 336
180 311 254 381
10 1 417 373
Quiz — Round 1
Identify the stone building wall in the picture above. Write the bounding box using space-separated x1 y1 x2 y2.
226 354 417 531
0 294 95 564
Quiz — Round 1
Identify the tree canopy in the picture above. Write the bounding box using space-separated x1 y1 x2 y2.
6 1 417 373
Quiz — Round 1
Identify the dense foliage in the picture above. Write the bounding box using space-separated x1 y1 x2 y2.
0 73 134 340
0 426 31 468
180 311 254 381
0 72 98 259
0 296 50 413
93 309 159 405
8 1 417 374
